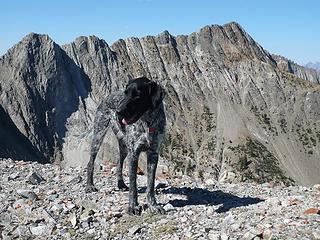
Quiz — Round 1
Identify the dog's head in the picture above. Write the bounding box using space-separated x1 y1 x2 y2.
117 77 165 125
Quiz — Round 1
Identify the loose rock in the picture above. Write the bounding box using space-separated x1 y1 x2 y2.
16 189 38 200
27 172 45 185
1 159 319 239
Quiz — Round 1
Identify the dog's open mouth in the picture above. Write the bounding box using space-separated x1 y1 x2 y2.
121 116 138 125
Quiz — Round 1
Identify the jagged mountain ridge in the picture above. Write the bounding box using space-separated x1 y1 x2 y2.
272 55 320 84
0 22 319 186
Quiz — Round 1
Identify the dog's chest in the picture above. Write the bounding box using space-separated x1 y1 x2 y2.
123 121 149 150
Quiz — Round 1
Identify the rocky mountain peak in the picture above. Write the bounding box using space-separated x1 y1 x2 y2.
21 32 52 43
69 35 110 53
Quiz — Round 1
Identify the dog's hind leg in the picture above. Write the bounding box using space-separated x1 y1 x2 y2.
117 140 129 191
86 109 110 193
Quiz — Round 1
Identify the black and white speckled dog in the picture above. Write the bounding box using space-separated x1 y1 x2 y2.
86 77 166 215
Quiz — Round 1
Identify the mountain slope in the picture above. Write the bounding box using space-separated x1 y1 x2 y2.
0 22 319 186
0 33 91 163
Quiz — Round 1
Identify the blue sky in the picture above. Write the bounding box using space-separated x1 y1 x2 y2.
1 0 319 64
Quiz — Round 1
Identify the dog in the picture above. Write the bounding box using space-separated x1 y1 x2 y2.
86 77 166 215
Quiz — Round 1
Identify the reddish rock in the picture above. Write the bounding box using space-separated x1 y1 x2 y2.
288 198 302 206
136 166 144 175
303 208 320 215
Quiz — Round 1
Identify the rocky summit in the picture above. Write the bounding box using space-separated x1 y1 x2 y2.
1 158 320 239
0 22 320 186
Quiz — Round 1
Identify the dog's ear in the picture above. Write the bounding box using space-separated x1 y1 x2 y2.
124 81 141 97
149 82 164 109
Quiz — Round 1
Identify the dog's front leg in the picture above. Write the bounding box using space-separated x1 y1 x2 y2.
146 150 165 214
127 151 142 215
117 140 129 191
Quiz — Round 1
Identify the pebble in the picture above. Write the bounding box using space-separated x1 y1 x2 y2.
27 172 45 185
180 216 188 223
8 172 20 180
69 214 77 227
313 230 320 240
13 199 28 209
30 224 48 236
87 228 95 234
205 178 216 186
208 231 221 240
163 203 175 211
128 226 143 235
16 189 38 200
303 208 320 215
50 204 63 213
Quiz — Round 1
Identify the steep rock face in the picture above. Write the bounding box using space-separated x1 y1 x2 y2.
0 104 42 161
0 22 319 186
0 33 91 162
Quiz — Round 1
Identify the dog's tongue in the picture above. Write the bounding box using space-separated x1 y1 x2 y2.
122 117 135 125
121 118 128 125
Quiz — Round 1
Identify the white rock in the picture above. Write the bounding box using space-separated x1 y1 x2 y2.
16 189 38 200
242 226 263 240
263 228 273 240
66 202 76 210
187 210 194 216
180 216 188 223
87 228 95 234
128 226 142 235
220 233 229 240
50 204 63 213
283 219 291 224
313 230 320 240
30 225 48 236
208 231 221 240
313 184 320 192
163 203 175 211
46 189 57 195
8 172 20 180
69 214 77 227
14 225 30 237
13 199 27 209
205 178 216 186
155 179 169 189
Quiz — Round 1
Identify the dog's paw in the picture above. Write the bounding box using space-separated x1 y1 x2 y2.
117 180 129 191
85 185 98 193
127 205 142 215
148 205 165 214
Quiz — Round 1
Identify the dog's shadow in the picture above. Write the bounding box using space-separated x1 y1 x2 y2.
157 186 264 213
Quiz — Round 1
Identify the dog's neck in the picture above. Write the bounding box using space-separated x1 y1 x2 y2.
141 101 165 130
